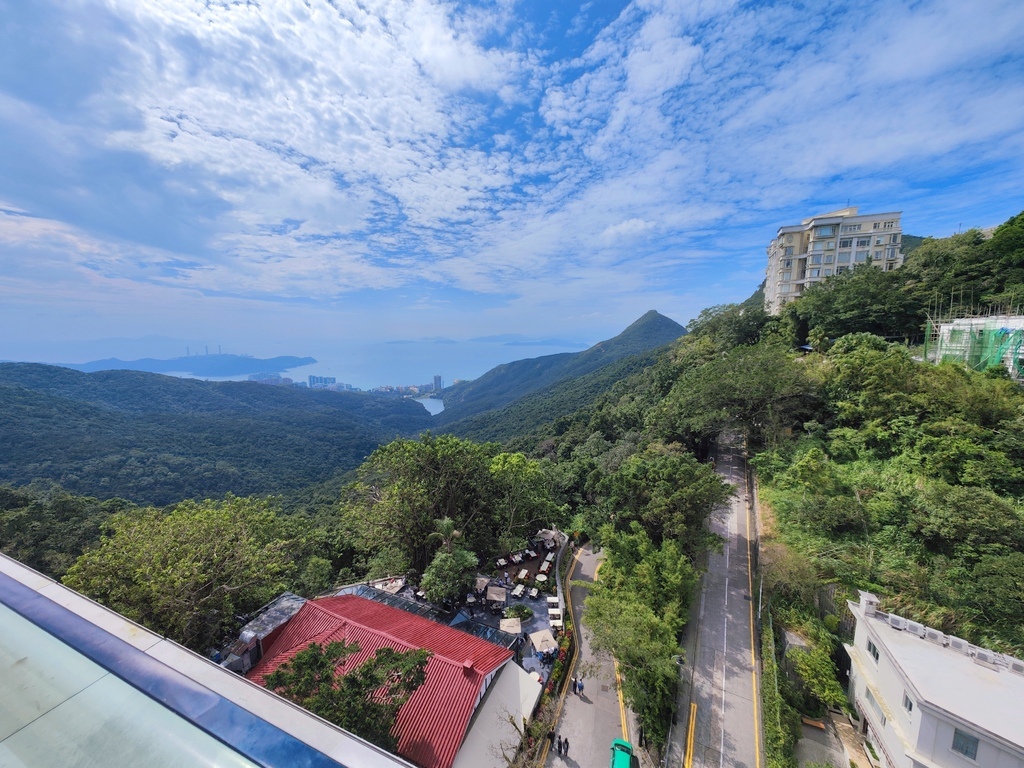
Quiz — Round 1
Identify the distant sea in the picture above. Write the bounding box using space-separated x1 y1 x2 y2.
168 339 590 391
1 337 591 392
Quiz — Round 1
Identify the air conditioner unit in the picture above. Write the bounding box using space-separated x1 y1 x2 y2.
906 621 925 637
973 648 995 665
1009 660 1024 676
924 628 945 645
888 615 907 630
948 636 970 654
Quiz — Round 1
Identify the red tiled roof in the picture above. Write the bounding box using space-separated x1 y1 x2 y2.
248 595 512 768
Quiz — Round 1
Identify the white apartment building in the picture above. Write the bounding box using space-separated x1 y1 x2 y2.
764 207 904 314
846 591 1024 768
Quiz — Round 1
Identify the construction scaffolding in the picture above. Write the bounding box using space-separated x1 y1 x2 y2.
924 314 1024 380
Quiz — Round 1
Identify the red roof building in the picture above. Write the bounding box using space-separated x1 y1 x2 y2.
248 595 513 768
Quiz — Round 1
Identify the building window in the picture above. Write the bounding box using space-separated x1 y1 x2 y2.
817 225 836 236
780 284 791 293
886 248 897 259
837 266 848 274
783 259 793 268
810 254 822 264
809 268 821 278
902 692 913 714
825 240 835 249
875 236 886 246
825 268 833 276
855 250 869 262
782 271 792 281
857 238 870 247
785 246 794 256
890 233 900 244
824 254 834 263
884 220 896 229
864 687 886 726
952 729 979 760
838 251 851 263
867 639 880 663
812 241 825 252
841 224 861 233
839 239 853 248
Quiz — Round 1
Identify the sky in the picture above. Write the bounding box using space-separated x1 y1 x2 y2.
1 0 1023 387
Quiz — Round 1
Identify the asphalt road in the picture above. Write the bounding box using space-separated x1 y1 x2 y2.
669 439 763 768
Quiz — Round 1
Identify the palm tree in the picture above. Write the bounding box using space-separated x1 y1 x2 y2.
427 517 463 554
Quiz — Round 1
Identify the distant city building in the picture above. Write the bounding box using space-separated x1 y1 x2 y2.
309 375 337 389
846 591 1024 768
433 375 443 392
764 207 904 314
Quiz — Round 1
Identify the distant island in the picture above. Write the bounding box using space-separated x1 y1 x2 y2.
58 354 317 377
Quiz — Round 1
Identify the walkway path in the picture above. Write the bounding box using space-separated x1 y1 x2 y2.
544 543 631 768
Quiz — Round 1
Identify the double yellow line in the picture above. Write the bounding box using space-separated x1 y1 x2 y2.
684 702 697 768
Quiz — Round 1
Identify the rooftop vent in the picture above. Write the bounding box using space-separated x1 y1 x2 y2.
906 621 925 637
888 615 907 630
859 591 880 617
1009 659 1024 677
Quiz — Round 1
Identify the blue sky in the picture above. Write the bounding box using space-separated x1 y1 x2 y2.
1 0 1023 384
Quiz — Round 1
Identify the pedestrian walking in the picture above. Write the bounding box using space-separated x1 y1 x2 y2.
578 677 584 697
556 735 563 756
562 738 570 757
547 729 554 748
570 676 577 694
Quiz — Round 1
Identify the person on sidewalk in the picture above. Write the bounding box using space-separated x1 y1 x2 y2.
562 738 570 758
547 729 555 749
578 678 584 697
556 735 563 756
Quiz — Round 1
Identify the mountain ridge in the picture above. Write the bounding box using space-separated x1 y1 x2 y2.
434 310 685 426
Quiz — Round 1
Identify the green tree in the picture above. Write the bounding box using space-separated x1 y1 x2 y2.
599 449 732 553
489 452 557 553
420 548 478 604
265 641 430 751
63 495 294 651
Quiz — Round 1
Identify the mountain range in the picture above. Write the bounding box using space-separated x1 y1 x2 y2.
0 310 684 505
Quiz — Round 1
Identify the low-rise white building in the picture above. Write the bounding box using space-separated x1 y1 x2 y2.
846 591 1024 768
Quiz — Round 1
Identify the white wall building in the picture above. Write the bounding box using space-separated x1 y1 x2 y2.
846 591 1024 768
764 207 904 314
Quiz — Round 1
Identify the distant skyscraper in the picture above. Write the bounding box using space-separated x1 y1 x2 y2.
764 207 903 314
433 375 443 392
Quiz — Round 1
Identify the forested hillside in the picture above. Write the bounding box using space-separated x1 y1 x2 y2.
434 310 684 426
0 364 432 504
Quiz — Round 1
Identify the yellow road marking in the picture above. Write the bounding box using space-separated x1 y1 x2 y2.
614 659 628 740
685 702 697 768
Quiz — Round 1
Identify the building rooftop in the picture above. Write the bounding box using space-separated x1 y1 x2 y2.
0 553 410 768
848 594 1024 749
249 595 514 768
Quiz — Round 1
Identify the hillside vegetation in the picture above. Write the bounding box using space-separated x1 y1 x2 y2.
434 310 684 426
0 364 432 504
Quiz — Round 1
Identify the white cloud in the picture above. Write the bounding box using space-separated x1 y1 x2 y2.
1 0 1023 352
